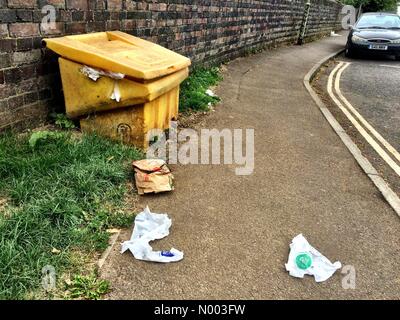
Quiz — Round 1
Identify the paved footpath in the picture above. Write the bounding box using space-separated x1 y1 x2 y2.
101 34 400 299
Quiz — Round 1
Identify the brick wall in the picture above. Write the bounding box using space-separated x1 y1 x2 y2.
0 0 343 130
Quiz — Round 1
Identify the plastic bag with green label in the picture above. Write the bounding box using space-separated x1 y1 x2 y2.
285 234 341 282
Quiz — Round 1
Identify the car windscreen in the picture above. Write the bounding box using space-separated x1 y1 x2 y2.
356 15 400 29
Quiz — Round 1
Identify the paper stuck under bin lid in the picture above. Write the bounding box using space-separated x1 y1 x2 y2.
44 31 191 80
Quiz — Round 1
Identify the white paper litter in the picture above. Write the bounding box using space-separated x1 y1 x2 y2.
121 206 183 263
285 234 341 282
80 66 124 102
110 81 121 102
205 89 216 97
330 31 341 37
80 65 125 81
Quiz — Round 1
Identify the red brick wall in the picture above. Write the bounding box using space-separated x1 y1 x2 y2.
0 0 343 130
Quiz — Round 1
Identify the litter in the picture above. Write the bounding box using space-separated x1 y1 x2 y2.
205 89 216 97
51 248 61 254
330 31 341 37
110 81 121 102
132 159 174 195
80 65 125 81
81 66 124 102
121 206 183 263
285 234 341 282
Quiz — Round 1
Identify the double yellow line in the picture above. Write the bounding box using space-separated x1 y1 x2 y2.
327 62 400 177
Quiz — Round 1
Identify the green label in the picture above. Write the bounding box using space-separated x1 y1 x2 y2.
295 253 312 270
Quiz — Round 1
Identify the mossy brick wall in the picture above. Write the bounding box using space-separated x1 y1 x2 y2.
0 0 343 130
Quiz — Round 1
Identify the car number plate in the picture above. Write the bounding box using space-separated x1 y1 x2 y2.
369 44 388 50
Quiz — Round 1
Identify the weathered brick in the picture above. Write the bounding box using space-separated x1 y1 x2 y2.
125 0 136 10
0 99 8 114
0 9 17 23
109 11 119 20
13 37 33 51
66 0 88 10
4 68 22 84
38 0 65 7
106 20 120 30
85 11 94 21
9 23 39 37
16 78 37 94
107 0 122 10
12 49 42 66
95 0 106 10
14 101 48 127
8 0 36 8
0 53 11 68
16 9 33 22
94 10 110 21
7 95 24 110
23 91 38 105
59 9 72 22
20 64 36 80
65 22 87 34
40 21 65 35
86 20 105 32
122 19 135 31
0 39 14 52
136 2 147 11
0 84 16 99
71 10 85 21
32 37 43 49
0 24 8 38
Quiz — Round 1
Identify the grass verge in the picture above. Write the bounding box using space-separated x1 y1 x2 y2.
0 131 143 299
179 66 223 112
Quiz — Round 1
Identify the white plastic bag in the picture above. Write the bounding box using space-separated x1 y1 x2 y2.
121 206 183 263
285 234 341 282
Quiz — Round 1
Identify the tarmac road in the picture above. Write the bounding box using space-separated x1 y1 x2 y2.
340 54 400 152
314 52 400 197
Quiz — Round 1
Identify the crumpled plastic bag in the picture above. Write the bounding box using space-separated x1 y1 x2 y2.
285 234 341 282
121 206 183 263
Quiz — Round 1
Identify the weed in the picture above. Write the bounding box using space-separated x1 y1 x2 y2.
66 273 109 300
179 67 222 112
51 113 76 130
28 131 65 148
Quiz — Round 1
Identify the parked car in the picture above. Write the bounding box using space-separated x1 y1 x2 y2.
346 12 400 60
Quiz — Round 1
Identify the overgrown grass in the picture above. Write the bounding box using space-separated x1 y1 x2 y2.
0 131 143 299
179 66 223 112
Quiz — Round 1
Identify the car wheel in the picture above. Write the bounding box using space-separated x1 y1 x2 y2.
395 56 400 61
345 47 355 58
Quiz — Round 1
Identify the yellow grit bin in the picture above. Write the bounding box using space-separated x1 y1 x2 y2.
44 31 191 149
